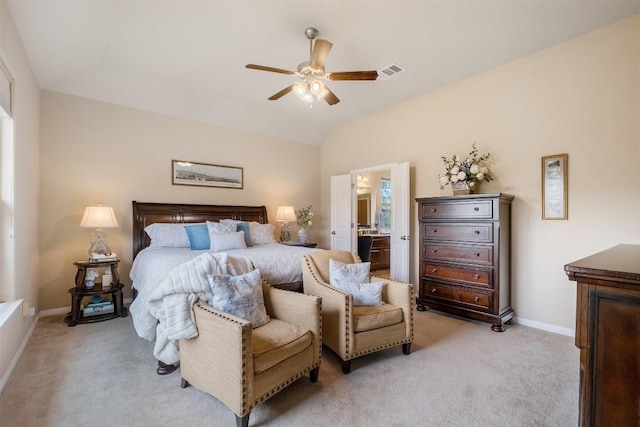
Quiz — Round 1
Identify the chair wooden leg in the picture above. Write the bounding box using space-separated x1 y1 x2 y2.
402 342 412 355
236 413 250 427
340 359 352 374
309 367 319 383
180 378 190 388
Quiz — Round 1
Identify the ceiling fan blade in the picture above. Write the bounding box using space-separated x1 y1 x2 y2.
323 87 340 106
268 85 296 101
246 64 296 75
310 39 333 69
327 70 378 81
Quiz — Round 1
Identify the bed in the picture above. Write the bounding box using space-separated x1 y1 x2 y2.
129 201 321 374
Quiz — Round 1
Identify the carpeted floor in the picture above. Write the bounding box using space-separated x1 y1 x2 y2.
0 308 579 426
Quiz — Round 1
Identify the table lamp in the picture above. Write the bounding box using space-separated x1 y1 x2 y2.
80 204 119 258
275 205 296 242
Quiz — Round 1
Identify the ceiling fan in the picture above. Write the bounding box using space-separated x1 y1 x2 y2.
245 27 378 106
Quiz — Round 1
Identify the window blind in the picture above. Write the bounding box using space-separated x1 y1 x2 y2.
0 64 12 117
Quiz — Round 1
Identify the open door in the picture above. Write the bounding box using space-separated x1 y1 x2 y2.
390 161 410 283
330 174 354 250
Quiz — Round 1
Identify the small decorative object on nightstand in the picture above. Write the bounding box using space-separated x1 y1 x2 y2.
65 259 128 326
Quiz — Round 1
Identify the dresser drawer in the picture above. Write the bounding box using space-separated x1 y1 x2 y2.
421 280 492 311
421 223 493 243
420 200 493 220
422 242 492 265
422 262 492 287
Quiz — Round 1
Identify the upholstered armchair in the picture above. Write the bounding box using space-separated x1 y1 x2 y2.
302 250 413 374
179 283 322 427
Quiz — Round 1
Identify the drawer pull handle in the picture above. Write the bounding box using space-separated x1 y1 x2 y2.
475 252 480 257
432 228 437 233
474 274 480 279
431 208 437 213
432 249 437 253
474 230 480 235
432 268 438 273
431 288 437 293
474 207 479 211
474 296 480 302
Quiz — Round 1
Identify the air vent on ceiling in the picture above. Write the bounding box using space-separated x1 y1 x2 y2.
377 63 405 80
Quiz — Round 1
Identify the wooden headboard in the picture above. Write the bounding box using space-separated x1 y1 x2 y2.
132 201 268 259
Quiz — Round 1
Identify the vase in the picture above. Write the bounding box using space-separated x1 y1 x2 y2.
452 180 479 196
298 228 308 244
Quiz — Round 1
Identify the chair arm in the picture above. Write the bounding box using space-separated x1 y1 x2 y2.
262 283 322 363
302 268 354 358
372 276 414 340
179 300 254 417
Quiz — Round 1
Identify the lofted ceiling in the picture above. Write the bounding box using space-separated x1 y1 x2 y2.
6 0 639 145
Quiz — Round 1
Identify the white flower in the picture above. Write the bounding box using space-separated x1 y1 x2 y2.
439 176 450 186
481 166 489 174
470 164 480 174
457 171 467 181
451 174 460 183
307 220 312 226
450 165 460 175
476 172 485 181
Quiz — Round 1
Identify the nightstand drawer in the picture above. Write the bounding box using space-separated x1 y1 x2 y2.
420 200 493 220
422 223 493 243
423 262 492 287
422 243 492 265
421 280 492 311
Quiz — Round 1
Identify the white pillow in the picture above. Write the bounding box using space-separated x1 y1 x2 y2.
248 222 275 245
329 259 371 286
144 223 203 248
208 269 270 328
210 231 247 252
206 220 236 235
333 281 385 306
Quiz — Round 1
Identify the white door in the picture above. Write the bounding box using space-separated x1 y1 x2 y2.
330 174 353 250
390 161 410 283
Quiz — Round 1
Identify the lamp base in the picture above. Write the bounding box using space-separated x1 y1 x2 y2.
280 223 292 242
88 229 113 257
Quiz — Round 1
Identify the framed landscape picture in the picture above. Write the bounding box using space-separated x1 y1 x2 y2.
541 153 568 220
172 160 243 189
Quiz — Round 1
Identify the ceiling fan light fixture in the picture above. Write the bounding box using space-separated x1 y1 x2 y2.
309 78 325 96
295 82 314 103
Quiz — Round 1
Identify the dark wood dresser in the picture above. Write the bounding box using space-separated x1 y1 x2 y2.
370 235 390 271
565 244 640 427
416 193 515 331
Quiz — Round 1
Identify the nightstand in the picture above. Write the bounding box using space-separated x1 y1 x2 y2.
64 259 128 326
280 241 318 248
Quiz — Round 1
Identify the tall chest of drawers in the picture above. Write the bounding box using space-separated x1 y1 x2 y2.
416 193 515 331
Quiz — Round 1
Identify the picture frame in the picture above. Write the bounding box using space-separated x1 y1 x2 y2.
541 153 568 220
172 160 243 189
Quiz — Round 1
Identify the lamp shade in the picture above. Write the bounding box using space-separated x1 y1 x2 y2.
275 205 296 222
80 205 119 228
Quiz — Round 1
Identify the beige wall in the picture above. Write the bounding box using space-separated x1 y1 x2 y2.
320 15 640 331
39 91 320 310
0 0 41 383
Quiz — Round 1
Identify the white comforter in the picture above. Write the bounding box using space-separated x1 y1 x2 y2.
129 251 253 365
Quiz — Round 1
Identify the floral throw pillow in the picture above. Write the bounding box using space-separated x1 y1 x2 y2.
329 259 371 286
248 222 275 245
208 269 269 328
333 281 385 306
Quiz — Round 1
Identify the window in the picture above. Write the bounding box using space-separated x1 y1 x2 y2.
378 178 391 232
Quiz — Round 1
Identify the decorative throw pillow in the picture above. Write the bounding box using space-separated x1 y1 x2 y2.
206 220 236 235
184 224 210 250
221 219 252 247
144 223 201 248
333 281 385 306
248 222 276 245
210 231 247 252
208 269 269 328
329 259 371 286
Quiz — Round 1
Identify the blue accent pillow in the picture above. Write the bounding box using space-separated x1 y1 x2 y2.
184 224 211 250
236 222 252 247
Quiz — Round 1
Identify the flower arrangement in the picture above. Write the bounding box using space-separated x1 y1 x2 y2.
296 205 313 229
438 143 493 191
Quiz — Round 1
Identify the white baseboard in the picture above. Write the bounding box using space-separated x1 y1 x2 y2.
514 316 575 337
40 297 133 318
0 313 39 393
